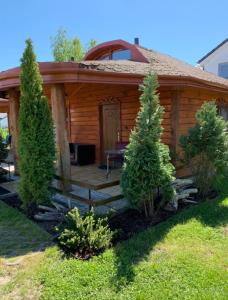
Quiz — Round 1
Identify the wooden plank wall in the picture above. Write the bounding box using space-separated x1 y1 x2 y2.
64 83 172 163
44 83 228 170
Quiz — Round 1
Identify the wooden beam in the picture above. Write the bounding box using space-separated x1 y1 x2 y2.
171 90 181 162
8 89 20 175
68 83 85 98
51 84 71 191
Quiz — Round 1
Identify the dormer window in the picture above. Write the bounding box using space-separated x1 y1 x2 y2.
99 49 131 61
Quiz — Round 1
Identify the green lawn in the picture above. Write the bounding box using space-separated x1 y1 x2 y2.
0 196 228 300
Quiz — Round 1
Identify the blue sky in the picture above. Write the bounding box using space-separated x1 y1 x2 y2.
0 0 227 71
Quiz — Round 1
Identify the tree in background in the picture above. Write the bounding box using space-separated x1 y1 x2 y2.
51 28 96 62
121 73 175 217
180 101 228 197
19 39 55 214
0 128 9 141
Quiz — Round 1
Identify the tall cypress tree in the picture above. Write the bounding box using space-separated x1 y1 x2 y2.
121 73 175 217
19 39 55 214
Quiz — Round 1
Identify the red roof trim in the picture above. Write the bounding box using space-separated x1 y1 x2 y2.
84 39 149 63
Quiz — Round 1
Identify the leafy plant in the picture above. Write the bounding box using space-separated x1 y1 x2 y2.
179 101 228 197
57 208 114 258
121 73 175 217
51 28 96 62
18 39 55 215
0 127 9 140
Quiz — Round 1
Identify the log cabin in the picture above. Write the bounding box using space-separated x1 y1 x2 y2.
1 38 228 191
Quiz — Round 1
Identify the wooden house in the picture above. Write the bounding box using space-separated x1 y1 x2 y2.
1 39 228 194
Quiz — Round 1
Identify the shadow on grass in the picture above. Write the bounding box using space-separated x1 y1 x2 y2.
111 196 228 290
0 201 51 259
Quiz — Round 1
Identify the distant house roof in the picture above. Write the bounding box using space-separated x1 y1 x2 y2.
197 38 228 63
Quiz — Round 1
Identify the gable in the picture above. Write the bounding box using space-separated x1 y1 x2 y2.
198 39 228 64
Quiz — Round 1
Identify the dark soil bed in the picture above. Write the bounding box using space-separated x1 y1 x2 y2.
1 183 218 247
109 206 184 243
1 188 187 242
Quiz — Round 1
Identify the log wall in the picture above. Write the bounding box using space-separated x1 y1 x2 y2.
44 83 228 172
64 83 172 163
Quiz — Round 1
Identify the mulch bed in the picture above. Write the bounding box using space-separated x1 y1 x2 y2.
1 187 182 241
109 205 186 243
0 179 218 247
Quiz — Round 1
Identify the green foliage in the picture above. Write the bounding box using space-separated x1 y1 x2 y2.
57 208 114 257
180 101 228 197
0 127 9 140
0 135 8 161
51 28 97 62
121 73 175 217
18 39 55 214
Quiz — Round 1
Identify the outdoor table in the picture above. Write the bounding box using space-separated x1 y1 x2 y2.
105 149 125 178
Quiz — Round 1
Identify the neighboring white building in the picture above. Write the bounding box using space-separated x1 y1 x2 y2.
198 39 228 79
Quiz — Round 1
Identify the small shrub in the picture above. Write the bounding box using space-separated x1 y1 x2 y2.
57 208 114 258
179 101 228 197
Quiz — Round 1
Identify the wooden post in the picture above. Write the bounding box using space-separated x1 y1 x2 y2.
170 89 182 169
51 84 71 191
171 90 180 154
8 89 20 175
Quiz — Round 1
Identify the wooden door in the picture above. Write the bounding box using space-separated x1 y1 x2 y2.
101 103 120 163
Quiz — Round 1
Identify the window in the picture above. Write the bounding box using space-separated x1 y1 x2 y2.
98 49 131 61
218 63 228 79
112 49 131 60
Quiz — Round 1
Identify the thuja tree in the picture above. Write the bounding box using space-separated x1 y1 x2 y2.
121 73 175 217
19 39 55 214
180 101 228 197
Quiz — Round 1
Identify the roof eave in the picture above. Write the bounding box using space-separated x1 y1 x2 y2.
1 63 228 94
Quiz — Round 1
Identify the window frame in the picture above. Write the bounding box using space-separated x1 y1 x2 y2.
218 62 228 79
98 49 132 61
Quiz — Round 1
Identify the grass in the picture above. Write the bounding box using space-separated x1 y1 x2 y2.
0 201 51 300
0 196 228 299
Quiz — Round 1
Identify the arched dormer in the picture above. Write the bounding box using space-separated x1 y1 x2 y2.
84 39 149 63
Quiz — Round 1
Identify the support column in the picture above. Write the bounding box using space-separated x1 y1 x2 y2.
171 89 184 177
8 89 20 175
51 84 71 191
171 90 180 156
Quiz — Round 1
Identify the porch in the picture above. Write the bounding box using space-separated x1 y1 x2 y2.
54 164 124 209
1 163 127 215
0 82 132 215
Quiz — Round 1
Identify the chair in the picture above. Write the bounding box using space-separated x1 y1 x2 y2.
106 142 128 177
